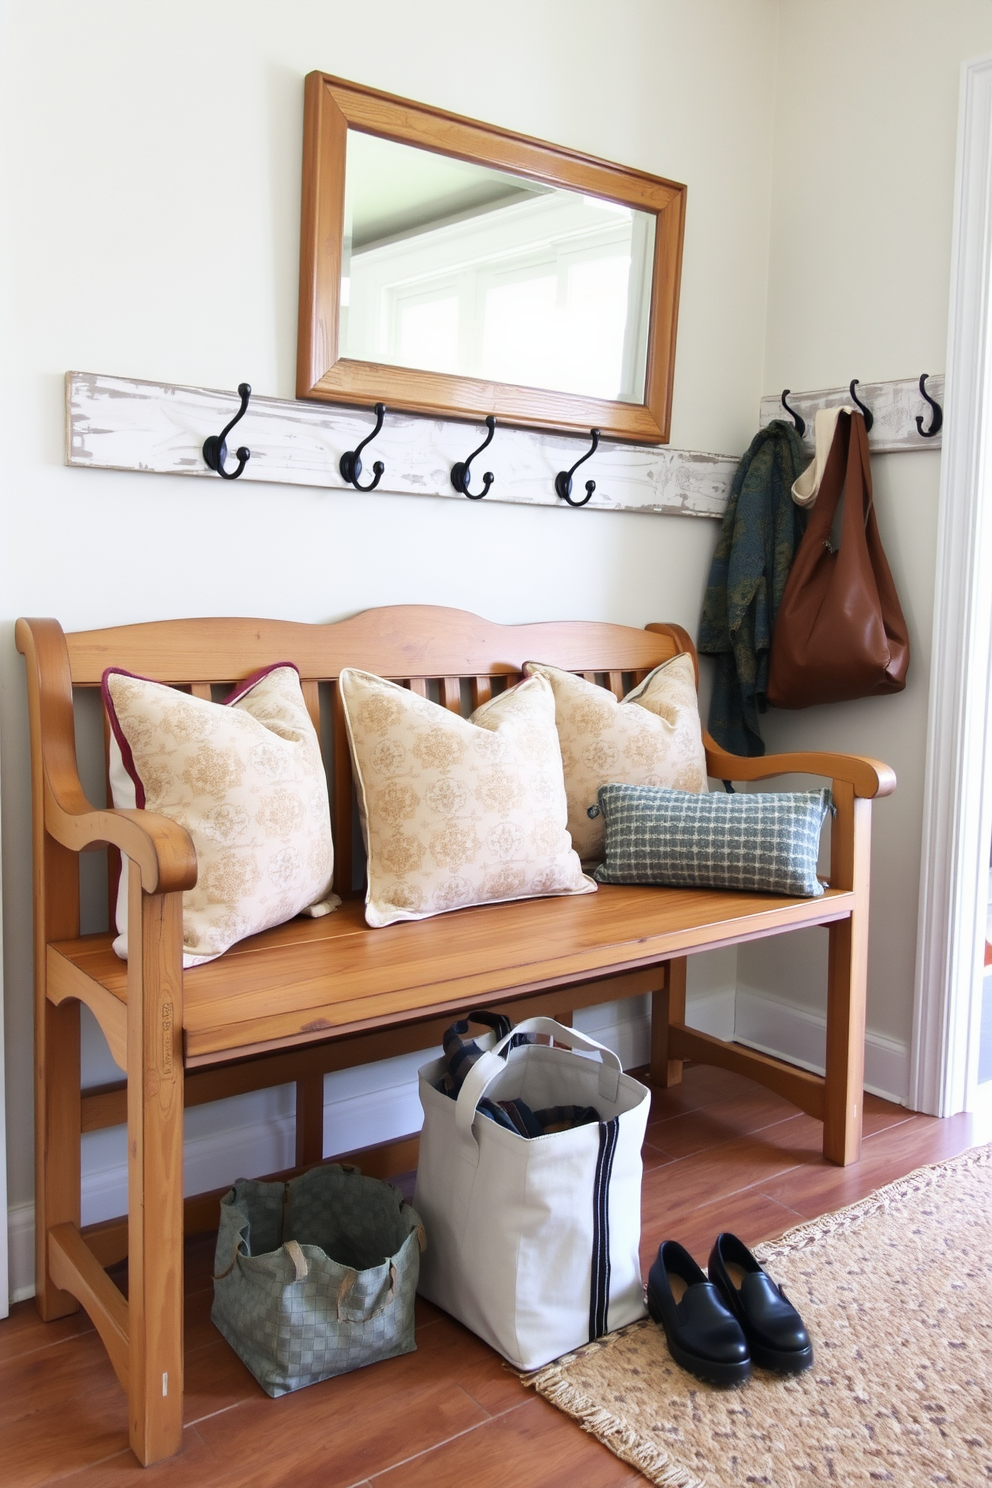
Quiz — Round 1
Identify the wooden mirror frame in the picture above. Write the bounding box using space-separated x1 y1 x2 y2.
297 73 687 444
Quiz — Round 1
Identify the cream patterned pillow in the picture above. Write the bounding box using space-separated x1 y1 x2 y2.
339 668 595 928
523 656 708 862
104 664 338 967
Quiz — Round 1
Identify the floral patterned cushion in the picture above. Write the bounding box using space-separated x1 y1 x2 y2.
338 668 595 928
104 664 338 967
522 656 709 862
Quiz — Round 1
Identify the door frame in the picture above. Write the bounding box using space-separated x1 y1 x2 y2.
911 54 992 1117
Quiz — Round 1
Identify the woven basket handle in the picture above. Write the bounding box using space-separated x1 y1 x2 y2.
284 1239 309 1281
336 1263 398 1322
213 1235 247 1281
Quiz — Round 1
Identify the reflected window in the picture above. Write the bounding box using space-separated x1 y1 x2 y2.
397 293 460 375
340 133 655 404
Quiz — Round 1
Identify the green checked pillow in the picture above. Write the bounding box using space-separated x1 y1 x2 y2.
592 784 831 897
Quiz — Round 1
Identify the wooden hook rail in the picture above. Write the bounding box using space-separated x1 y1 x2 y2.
66 370 944 528
66 372 737 521
759 374 944 453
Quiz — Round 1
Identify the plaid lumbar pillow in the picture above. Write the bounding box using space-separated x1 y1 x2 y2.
592 784 831 897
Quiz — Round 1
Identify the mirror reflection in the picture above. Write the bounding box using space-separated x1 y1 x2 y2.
340 132 656 404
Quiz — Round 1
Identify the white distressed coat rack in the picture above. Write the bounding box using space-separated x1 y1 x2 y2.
758 375 945 455
66 370 944 521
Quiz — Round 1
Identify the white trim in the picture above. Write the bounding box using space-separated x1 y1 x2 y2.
7 1203 34 1305
911 55 992 1117
734 986 910 1106
0 716 6 1316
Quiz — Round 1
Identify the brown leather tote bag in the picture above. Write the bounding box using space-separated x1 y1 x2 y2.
766 410 909 708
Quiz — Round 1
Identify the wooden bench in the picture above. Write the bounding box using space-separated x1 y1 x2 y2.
16 604 895 1465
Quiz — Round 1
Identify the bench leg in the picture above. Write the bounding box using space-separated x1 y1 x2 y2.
823 914 868 1166
649 958 686 1087
35 998 81 1320
820 786 871 1166
295 1074 326 1167
127 889 185 1466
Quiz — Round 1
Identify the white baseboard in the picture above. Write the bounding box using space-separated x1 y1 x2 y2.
8 1202 35 1305
734 986 910 1105
684 986 738 1042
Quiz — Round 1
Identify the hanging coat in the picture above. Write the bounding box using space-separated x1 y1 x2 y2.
698 420 807 756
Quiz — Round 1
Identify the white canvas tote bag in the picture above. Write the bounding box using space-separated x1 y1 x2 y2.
414 1016 649 1370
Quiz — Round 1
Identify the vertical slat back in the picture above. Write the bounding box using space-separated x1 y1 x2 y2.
329 680 355 897
103 705 121 925
300 679 321 740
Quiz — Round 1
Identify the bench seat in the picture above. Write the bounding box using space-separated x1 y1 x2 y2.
52 884 856 1065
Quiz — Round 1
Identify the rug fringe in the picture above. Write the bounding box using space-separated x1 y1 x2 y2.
527 1365 705 1488
756 1140 992 1263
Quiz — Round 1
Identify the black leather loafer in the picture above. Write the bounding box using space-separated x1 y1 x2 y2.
647 1240 752 1387
708 1232 813 1374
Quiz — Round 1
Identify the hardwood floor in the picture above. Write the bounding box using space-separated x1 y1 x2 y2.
4 1063 990 1488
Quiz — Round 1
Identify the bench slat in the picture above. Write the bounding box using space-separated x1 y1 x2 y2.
301 678 321 739
52 885 855 1065
329 680 355 897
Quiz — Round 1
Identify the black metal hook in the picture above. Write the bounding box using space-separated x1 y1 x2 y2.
340 403 386 491
555 429 601 507
451 416 496 499
916 373 943 439
779 390 806 438
848 380 874 432
202 383 251 480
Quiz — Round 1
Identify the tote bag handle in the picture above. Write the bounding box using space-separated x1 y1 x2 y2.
455 1016 622 1141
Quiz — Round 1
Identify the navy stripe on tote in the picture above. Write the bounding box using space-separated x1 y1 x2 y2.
589 1118 619 1340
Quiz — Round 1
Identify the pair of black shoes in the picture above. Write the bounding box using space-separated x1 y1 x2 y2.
647 1233 813 1387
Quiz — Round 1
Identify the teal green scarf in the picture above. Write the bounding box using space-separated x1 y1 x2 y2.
698 420 807 756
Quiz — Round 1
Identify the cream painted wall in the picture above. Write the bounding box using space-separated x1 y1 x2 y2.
740 1 992 1066
0 0 781 1227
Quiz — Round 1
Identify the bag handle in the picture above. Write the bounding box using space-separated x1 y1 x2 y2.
213 1234 247 1281
454 1016 622 1142
791 405 856 509
336 1263 398 1322
284 1239 308 1282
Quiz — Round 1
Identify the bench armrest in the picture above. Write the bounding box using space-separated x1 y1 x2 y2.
703 733 896 800
46 786 197 895
17 616 197 895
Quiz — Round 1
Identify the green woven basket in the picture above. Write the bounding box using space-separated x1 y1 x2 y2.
211 1164 425 1397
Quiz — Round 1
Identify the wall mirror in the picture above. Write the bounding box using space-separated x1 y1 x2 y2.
298 74 686 443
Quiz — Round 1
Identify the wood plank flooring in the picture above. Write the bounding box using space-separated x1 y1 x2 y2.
3 1063 990 1488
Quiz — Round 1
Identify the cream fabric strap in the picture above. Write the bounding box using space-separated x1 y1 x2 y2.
792 405 857 508
284 1239 309 1282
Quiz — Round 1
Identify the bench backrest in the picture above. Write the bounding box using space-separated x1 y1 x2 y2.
48 605 695 905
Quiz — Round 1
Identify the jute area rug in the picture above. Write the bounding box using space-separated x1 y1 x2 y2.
526 1145 992 1487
